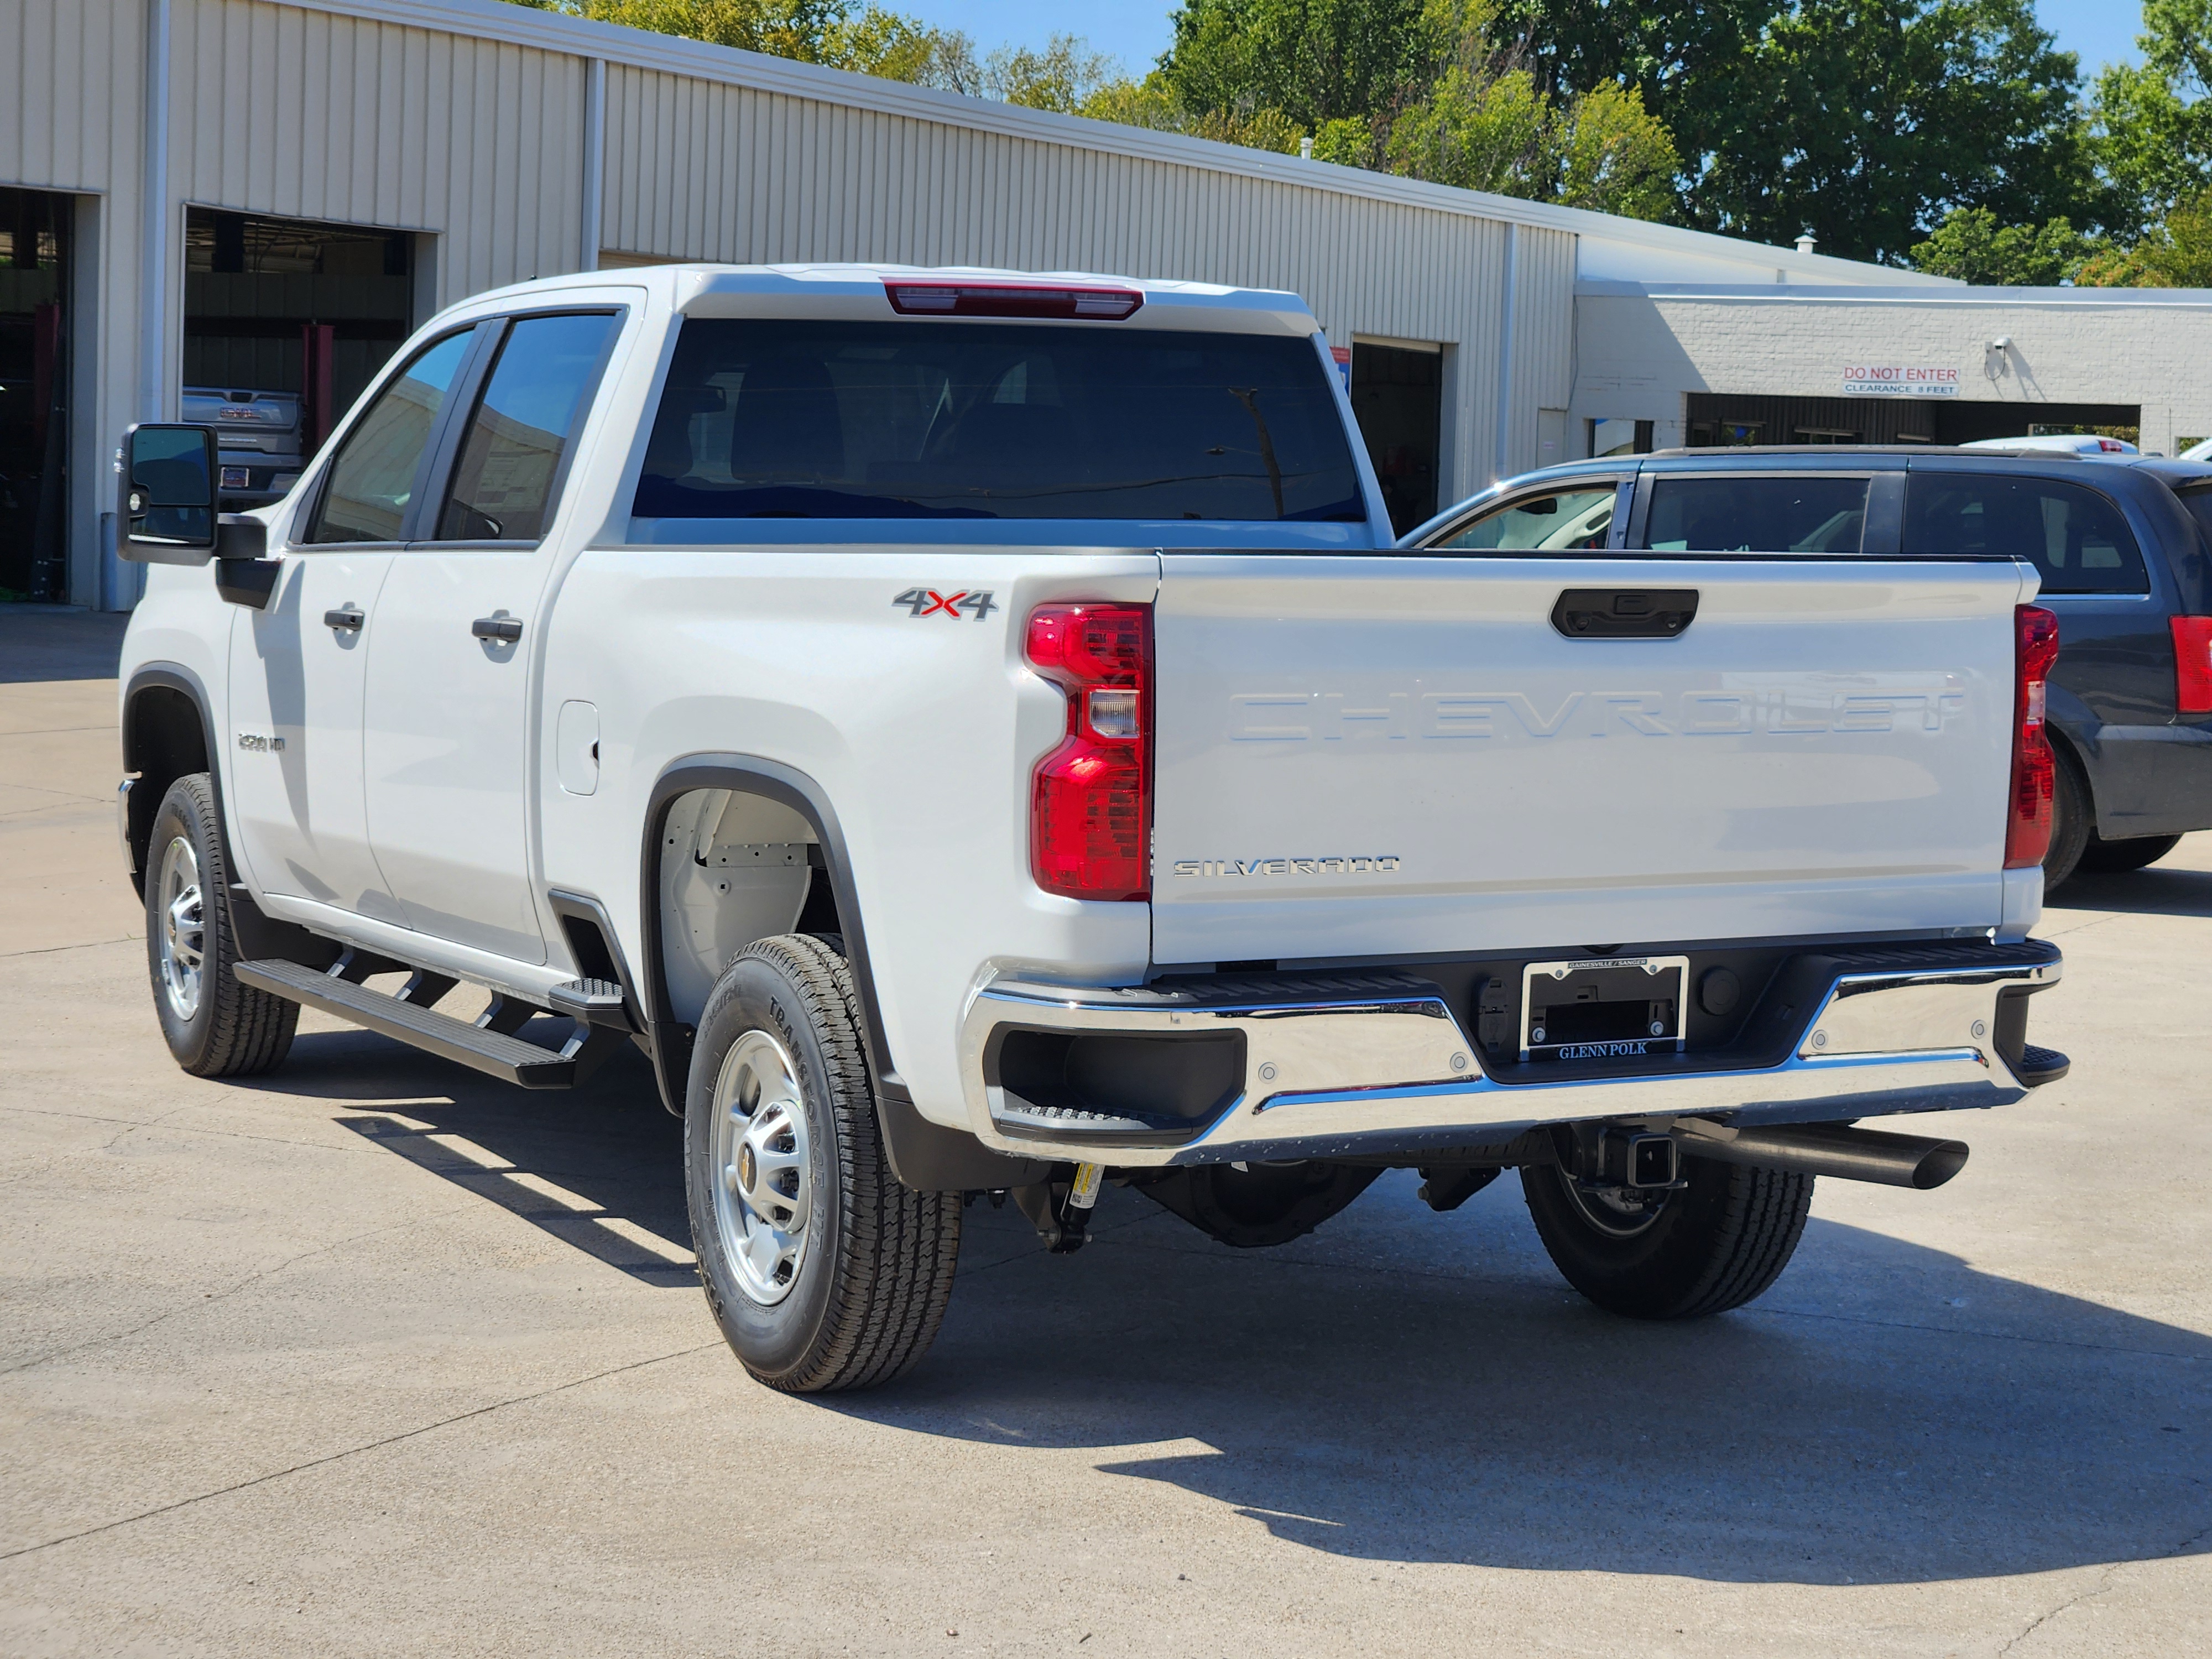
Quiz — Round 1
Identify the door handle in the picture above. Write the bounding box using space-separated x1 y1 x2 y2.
472 614 524 643
324 606 364 632
1551 588 1698 639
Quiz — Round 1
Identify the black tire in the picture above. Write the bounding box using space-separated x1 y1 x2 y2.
2043 748 2093 891
144 774 299 1077
2078 831 2182 874
1520 1153 1812 1319
684 932 959 1392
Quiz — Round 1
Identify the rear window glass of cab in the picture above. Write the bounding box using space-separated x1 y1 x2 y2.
633 318 1365 523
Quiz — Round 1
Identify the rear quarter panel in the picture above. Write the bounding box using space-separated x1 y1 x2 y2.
536 546 1157 1127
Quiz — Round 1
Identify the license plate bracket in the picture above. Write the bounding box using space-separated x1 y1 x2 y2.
1519 956 1688 1063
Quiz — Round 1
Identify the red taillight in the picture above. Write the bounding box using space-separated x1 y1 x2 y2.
2006 604 2061 869
1026 603 1151 900
2173 616 2212 714
884 281 1144 321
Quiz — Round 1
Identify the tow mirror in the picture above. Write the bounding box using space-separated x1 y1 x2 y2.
118 424 218 563
119 422 283 605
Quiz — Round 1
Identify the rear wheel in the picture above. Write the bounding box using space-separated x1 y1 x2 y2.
144 774 298 1077
684 933 960 1392
2078 831 2182 874
2043 749 2093 891
1521 1153 1812 1319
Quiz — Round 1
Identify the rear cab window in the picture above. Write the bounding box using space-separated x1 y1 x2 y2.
630 319 1365 527
1903 473 2148 594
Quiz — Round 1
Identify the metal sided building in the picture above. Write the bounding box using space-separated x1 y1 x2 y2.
2 0 1934 609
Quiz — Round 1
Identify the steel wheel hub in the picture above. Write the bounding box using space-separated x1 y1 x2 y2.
709 1029 813 1304
156 834 206 1023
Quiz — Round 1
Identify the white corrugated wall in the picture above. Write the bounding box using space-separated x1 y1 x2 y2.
168 0 586 310
0 0 1577 604
600 64 1571 498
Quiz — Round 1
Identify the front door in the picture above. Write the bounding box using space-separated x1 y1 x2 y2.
222 325 481 917
224 550 397 915
362 309 620 963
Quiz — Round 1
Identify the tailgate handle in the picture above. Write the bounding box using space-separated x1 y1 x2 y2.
1552 588 1698 640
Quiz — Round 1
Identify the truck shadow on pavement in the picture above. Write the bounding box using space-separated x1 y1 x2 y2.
863 1187 2212 1588
257 1024 2210 1589
2051 865 2212 919
250 1022 694 1286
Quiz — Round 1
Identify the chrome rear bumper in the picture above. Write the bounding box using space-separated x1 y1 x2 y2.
957 942 2062 1167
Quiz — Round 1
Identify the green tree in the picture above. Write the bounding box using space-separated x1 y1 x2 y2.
2079 190 2212 286
1907 206 2096 283
500 0 969 85
983 34 1121 113
2090 1 2212 243
1499 1 2091 261
1385 64 1551 194
1553 79 1679 217
1159 0 1432 131
1689 1 2089 262
1141 0 1679 217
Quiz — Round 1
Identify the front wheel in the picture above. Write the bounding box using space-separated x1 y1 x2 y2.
1521 1153 1812 1319
684 933 961 1392
144 773 298 1077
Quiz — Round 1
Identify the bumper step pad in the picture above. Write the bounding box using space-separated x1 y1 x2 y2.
236 959 624 1089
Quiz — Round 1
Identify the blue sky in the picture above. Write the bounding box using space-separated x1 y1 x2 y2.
901 2 2148 81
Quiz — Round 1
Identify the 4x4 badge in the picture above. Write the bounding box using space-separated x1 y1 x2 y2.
893 588 998 621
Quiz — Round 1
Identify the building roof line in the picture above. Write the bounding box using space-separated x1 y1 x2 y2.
273 0 1928 285
1580 281 2212 306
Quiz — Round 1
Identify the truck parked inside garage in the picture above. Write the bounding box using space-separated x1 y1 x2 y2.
115 264 2065 1391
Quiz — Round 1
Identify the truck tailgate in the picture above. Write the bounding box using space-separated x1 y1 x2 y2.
1150 554 2031 964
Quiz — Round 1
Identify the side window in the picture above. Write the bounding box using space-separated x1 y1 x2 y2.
1641 476 1869 552
1903 474 2149 594
300 328 477 545
1436 486 1618 551
434 312 618 542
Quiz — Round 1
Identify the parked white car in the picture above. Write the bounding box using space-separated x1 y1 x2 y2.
1962 434 2138 456
114 264 2067 1391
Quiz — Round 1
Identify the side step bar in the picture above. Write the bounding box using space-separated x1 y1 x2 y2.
236 958 628 1089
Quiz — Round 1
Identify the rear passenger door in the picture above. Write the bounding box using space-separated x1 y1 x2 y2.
1901 466 2164 726
1902 463 2167 825
361 307 623 963
1629 467 1889 557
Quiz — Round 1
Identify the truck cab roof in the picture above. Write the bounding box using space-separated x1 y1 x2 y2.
448 262 1324 336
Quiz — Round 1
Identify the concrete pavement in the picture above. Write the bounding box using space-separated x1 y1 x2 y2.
1 612 2206 1657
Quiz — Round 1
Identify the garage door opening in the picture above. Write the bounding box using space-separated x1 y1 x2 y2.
1 187 70 603
184 208 418 509
1686 392 2146 450
1352 341 1442 536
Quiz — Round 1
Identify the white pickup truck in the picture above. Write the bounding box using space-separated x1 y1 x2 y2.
116 264 2067 1393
